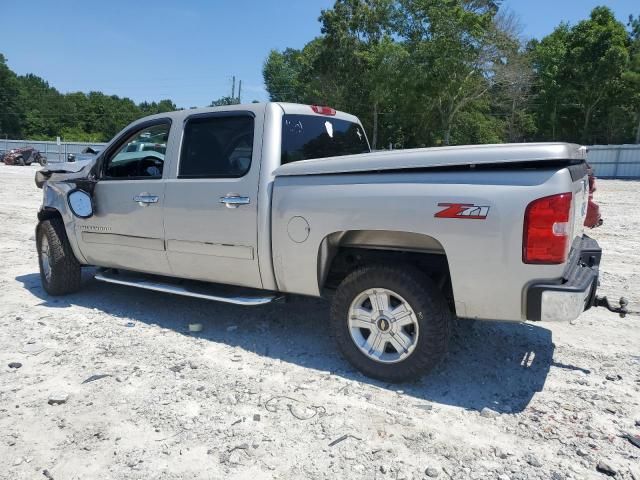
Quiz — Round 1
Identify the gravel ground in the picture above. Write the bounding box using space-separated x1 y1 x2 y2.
0 164 638 480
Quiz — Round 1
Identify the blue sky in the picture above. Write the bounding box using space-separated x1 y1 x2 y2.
2 0 637 108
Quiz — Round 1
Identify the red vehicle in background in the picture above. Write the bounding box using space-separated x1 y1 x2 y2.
1 147 47 166
584 164 602 228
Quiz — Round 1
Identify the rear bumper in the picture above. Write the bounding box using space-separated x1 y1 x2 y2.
526 236 601 322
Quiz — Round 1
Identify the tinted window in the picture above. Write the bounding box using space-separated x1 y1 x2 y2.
104 123 169 179
179 115 254 178
281 114 370 165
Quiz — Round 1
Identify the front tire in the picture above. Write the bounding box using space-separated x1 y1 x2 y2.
36 218 81 295
330 265 452 382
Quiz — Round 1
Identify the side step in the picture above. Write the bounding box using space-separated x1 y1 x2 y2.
94 269 282 306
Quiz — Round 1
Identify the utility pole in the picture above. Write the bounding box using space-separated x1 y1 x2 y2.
238 80 242 104
231 76 236 100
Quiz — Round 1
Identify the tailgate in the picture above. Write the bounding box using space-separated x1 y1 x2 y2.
568 163 589 245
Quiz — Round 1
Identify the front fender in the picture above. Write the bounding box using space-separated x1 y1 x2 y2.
39 181 88 265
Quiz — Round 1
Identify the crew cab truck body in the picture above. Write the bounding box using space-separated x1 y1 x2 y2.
35 102 622 382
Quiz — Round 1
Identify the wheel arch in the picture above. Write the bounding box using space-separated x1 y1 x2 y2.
36 206 87 265
38 206 63 222
317 230 456 314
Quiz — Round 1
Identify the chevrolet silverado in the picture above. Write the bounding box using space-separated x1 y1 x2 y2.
33 103 626 381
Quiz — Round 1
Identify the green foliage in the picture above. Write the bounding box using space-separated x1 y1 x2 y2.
209 96 239 107
264 1 640 146
0 54 23 137
530 7 634 144
2 3 639 146
0 59 180 142
263 49 307 102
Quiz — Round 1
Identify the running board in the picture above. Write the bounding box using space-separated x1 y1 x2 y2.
94 269 282 306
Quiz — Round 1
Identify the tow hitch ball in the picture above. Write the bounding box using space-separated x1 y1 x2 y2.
594 296 629 318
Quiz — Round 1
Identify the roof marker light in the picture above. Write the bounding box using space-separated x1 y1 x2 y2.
311 105 336 116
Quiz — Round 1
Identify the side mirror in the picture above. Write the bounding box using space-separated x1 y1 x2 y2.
67 189 94 218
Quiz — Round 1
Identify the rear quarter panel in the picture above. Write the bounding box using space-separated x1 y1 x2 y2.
271 167 579 321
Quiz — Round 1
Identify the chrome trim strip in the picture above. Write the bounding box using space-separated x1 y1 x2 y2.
81 232 164 251
166 239 254 260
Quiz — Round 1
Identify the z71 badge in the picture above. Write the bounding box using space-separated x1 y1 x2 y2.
435 203 490 219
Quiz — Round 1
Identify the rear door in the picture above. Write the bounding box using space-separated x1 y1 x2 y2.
163 111 263 289
74 120 172 275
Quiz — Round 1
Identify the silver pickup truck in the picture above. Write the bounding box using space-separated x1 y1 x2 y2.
34 102 626 382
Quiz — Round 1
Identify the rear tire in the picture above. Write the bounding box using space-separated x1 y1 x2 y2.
36 218 81 295
16 156 25 166
330 264 452 382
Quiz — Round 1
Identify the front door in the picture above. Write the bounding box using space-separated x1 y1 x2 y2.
163 112 262 289
75 120 172 275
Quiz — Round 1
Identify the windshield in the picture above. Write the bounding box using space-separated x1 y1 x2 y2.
281 114 370 165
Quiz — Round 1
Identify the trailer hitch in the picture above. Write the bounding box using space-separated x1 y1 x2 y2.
594 296 629 318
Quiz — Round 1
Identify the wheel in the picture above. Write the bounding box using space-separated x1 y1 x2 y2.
36 218 82 295
330 265 452 382
38 155 47 166
16 156 25 166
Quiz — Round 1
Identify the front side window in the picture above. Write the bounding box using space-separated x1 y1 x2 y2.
281 114 370 165
179 115 254 178
104 123 169 179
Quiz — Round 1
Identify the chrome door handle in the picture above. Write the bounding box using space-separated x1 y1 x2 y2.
133 194 159 206
220 194 250 208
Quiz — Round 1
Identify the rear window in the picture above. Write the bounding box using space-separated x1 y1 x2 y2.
281 114 370 165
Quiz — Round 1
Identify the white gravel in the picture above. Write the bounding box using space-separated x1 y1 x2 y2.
0 164 638 480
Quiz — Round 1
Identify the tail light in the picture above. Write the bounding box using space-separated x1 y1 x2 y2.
523 193 573 264
311 105 336 116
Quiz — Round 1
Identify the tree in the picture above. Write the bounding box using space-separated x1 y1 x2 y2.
209 96 239 107
531 8 631 144
529 25 570 141
17 74 67 139
0 54 23 137
139 99 178 116
565 7 629 143
493 52 536 141
1 51 184 141
627 14 640 143
318 0 403 148
491 11 536 141
263 49 306 102
396 0 502 145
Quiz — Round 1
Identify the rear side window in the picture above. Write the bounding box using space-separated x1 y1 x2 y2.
281 114 370 165
179 115 254 178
